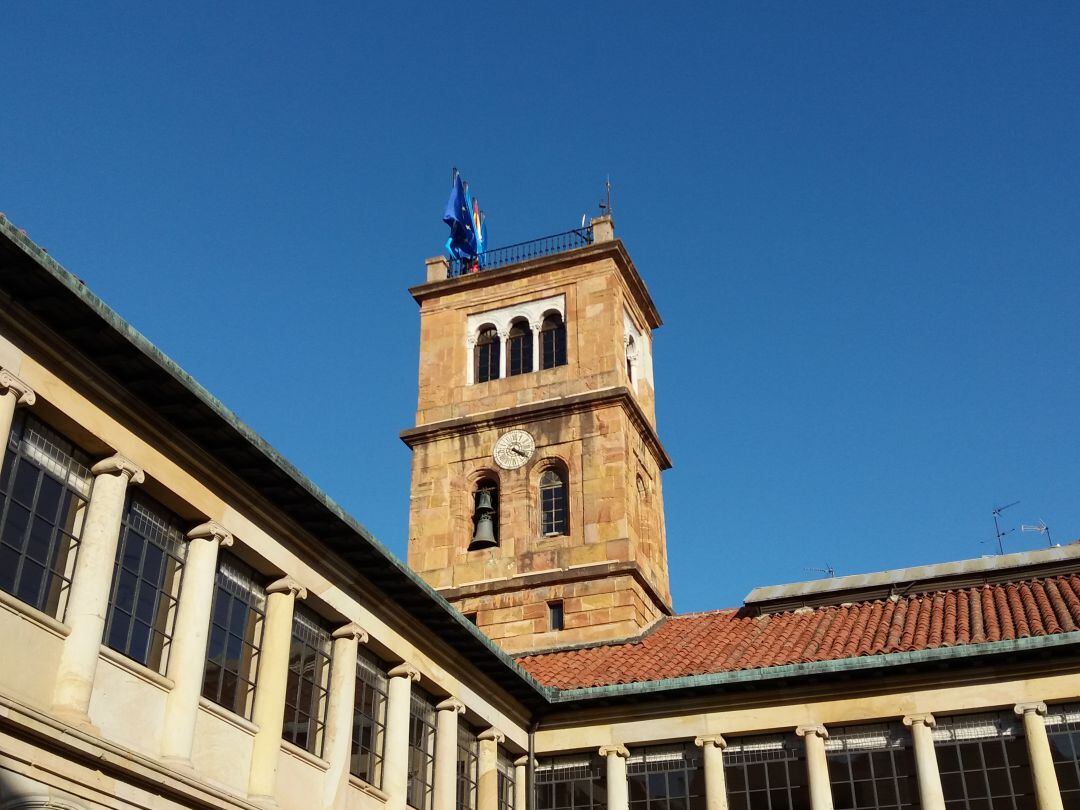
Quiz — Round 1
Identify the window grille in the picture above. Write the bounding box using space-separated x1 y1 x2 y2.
824 724 917 810
540 314 567 370
539 470 568 536
723 734 809 810
627 744 705 810
104 493 186 672
0 415 92 618
283 605 332 755
457 723 480 810
351 648 389 786
497 751 516 810
476 328 501 383
933 712 1034 809
535 755 606 810
508 321 533 376
408 688 438 810
1043 703 1080 802
202 554 264 718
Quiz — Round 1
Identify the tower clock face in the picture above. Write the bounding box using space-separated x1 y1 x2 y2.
493 429 536 470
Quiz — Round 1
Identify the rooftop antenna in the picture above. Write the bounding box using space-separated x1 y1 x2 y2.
992 500 1020 555
598 175 613 218
806 563 836 579
1021 519 1053 547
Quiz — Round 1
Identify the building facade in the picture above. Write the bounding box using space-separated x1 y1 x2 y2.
1 211 1080 810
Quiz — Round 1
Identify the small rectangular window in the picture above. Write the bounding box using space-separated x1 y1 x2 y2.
464 612 478 625
202 554 265 719
548 601 564 632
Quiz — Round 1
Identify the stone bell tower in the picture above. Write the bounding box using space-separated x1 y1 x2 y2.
402 217 673 653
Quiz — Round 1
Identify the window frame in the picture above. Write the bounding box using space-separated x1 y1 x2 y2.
932 712 1035 809
475 327 501 384
457 723 480 810
497 751 516 810
202 553 265 719
824 723 918 810
408 687 438 810
535 754 607 810
351 647 389 787
540 313 567 370
1046 703 1080 800
627 743 706 810
282 604 332 756
723 733 809 810
507 319 533 377
539 468 569 537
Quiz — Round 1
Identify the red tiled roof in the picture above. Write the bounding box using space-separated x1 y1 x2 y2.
517 574 1080 689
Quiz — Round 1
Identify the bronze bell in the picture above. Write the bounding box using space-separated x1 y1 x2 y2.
470 490 497 549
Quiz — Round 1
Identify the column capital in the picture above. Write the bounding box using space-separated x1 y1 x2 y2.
903 713 937 729
436 697 466 714
0 368 36 406
389 662 421 681
333 622 369 643
186 520 234 547
513 756 534 768
266 576 307 599
531 321 543 332
796 724 829 740
1015 701 1048 717
694 734 727 749
598 744 630 758
479 728 505 744
91 454 145 485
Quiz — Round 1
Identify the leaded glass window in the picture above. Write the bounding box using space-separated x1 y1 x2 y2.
539 469 567 536
933 712 1035 809
104 493 186 672
535 754 606 810
283 605 331 755
457 723 479 810
627 743 706 810
824 723 917 810
408 688 437 810
202 554 264 718
351 648 389 786
540 314 567 369
1046 703 1080 805
476 327 500 383
508 320 533 376
497 751 516 810
0 414 91 618
723 734 809 810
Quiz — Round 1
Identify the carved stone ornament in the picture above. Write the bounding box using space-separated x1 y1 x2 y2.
90 454 146 485
0 368 36 406
187 521 234 547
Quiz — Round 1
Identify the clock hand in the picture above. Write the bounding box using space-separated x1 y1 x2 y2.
511 446 527 456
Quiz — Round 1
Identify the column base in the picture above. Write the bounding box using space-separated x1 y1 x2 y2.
51 705 99 734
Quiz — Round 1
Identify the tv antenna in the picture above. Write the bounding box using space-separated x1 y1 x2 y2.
806 563 836 579
1021 519 1053 547
598 175 613 218
992 500 1020 555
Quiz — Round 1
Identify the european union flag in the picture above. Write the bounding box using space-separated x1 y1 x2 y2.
443 170 477 260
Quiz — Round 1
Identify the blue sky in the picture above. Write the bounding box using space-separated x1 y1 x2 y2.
3 3 1079 611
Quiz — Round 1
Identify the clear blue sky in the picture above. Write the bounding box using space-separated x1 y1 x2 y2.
3 3 1079 612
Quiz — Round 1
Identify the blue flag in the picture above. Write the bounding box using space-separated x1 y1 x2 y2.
443 171 477 260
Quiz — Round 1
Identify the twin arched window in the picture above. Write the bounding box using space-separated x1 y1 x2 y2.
467 467 569 549
471 313 566 385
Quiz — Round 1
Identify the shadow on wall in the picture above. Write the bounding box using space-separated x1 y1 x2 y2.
0 768 88 810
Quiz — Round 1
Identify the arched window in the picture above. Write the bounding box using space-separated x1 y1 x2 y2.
539 469 568 536
625 335 636 382
475 327 500 383
636 475 649 537
507 319 533 376
469 478 499 550
540 313 567 369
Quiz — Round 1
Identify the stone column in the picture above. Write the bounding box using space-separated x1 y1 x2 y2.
903 714 945 810
599 745 630 810
323 623 369 810
694 736 729 810
0 368 35 455
161 521 233 765
530 323 542 372
52 454 144 725
1015 702 1064 810
434 698 466 810
498 331 509 380
478 729 504 810
796 725 833 810
248 577 307 802
513 756 528 810
383 663 421 810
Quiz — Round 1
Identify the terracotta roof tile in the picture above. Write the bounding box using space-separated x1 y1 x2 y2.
518 573 1080 690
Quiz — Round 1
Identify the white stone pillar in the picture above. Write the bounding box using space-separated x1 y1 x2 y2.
530 323 542 372
161 521 233 765
599 745 630 810
248 576 307 802
694 736 729 810
1015 702 1064 810
323 623 369 810
498 331 509 380
903 714 945 810
513 756 528 810
796 725 833 810
52 454 144 725
0 368 35 455
383 663 421 810
434 698 466 810
478 729 504 810
466 337 477 386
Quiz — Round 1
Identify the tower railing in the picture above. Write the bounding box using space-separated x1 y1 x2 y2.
448 226 594 278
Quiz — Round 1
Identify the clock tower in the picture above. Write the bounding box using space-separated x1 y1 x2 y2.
402 217 673 653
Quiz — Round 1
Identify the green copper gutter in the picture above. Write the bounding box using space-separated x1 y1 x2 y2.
544 631 1080 703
